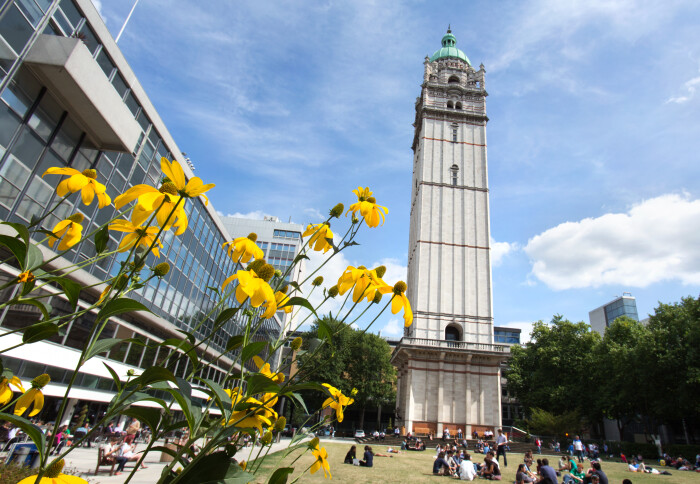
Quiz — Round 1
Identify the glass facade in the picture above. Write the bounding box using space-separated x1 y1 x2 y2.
494 328 520 344
0 0 282 378
604 297 639 327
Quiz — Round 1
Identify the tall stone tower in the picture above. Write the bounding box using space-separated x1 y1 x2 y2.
392 29 508 437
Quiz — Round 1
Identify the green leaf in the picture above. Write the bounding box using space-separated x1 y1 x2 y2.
245 373 280 396
197 378 232 417
287 392 309 415
317 318 332 342
175 451 253 484
102 362 122 392
226 335 245 352
49 276 81 309
268 467 294 484
0 234 26 268
285 382 326 393
280 296 317 318
293 253 309 264
2 221 29 246
22 322 58 343
96 297 151 323
25 243 43 270
122 406 162 434
241 341 267 364
177 329 196 345
206 285 220 294
215 307 239 325
94 225 109 253
343 241 359 247
86 337 142 361
132 366 177 386
0 413 46 457
19 278 35 296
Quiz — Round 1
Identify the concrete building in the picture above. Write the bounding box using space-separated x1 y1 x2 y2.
588 293 639 335
0 0 282 426
392 29 508 437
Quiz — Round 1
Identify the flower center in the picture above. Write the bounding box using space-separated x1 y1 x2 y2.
247 232 258 242
82 169 97 179
45 459 66 478
159 182 178 195
31 373 51 389
67 213 84 224
367 197 376 203
393 281 407 295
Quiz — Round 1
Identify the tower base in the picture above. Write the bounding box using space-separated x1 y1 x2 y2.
392 338 508 436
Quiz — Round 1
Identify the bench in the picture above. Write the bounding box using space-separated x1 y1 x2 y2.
95 447 117 476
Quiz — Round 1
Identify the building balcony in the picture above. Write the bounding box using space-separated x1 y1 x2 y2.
23 34 141 152
395 337 510 354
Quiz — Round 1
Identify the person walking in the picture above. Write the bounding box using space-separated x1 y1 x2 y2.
496 429 508 467
573 436 584 463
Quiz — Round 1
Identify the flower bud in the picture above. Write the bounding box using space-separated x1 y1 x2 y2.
127 369 136 377
291 337 302 351
238 460 247 471
328 285 339 298
372 292 383 304
243 308 255 317
329 203 344 218
312 276 324 286
45 459 66 478
351 214 359 224
114 273 130 290
247 232 258 242
274 416 287 432
308 437 320 449
153 262 170 277
374 265 386 278
393 281 407 295
275 269 283 278
351 387 358 396
261 430 273 445
31 373 50 389
280 285 289 294
17 271 34 283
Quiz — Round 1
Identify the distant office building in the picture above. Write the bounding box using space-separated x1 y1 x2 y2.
493 326 522 427
588 293 639 335
0 0 282 426
494 326 520 345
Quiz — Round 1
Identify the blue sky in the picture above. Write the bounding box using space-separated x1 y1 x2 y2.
94 0 700 340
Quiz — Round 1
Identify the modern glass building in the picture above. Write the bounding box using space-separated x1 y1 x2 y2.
0 0 283 425
588 293 639 335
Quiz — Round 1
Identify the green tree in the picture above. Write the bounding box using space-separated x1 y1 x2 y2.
645 296 700 435
595 316 652 437
527 408 582 438
505 316 602 421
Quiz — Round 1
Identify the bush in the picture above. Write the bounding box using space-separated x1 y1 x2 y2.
666 444 700 458
0 462 35 483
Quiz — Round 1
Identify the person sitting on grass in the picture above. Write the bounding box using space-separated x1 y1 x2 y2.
517 463 535 484
459 453 477 481
359 445 374 467
562 461 586 484
433 451 453 476
585 460 609 484
344 445 356 464
536 458 559 484
480 452 502 480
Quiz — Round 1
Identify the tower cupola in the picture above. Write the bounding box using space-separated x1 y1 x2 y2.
429 27 471 65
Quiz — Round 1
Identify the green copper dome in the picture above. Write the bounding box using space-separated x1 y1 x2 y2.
429 28 471 65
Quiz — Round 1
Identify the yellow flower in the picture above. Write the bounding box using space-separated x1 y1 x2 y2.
275 291 292 314
310 441 332 479
17 271 34 283
42 167 111 208
222 270 276 318
15 373 50 417
322 383 354 423
223 234 263 263
17 458 87 484
48 215 83 251
253 356 285 383
337 265 392 303
114 184 188 235
238 460 247 471
160 157 215 203
225 390 278 434
391 281 413 327
0 376 24 405
346 186 388 228
109 219 163 257
302 223 333 253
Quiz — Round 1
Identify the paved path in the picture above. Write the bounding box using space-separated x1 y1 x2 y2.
28 436 350 483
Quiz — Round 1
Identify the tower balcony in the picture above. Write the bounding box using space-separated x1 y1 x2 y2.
394 336 510 354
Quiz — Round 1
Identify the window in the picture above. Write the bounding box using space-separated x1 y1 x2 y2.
448 75 460 84
445 325 460 341
450 164 458 186
452 126 458 142
446 101 453 109
455 102 462 110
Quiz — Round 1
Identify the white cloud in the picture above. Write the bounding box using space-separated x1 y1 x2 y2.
667 74 700 104
491 238 518 266
303 208 324 221
524 194 700 290
220 210 276 221
380 318 402 337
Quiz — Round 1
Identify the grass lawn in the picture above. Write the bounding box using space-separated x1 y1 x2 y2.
252 445 700 484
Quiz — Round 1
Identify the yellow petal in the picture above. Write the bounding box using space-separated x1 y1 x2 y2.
42 167 80 177
114 185 158 209
161 157 186 189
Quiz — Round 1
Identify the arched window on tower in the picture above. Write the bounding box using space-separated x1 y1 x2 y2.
455 101 462 110
450 164 459 186
445 325 461 346
447 100 454 109
448 75 460 84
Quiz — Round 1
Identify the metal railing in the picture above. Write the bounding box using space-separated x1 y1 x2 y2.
398 337 509 353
